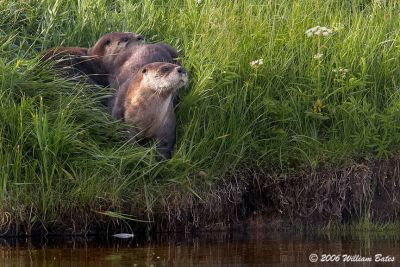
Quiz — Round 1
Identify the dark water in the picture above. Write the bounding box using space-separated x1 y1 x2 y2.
1 231 400 267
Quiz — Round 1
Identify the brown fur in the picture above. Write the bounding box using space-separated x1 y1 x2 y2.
114 62 188 160
40 46 107 85
87 32 144 58
107 43 181 115
104 43 180 88
40 32 144 86
40 47 88 62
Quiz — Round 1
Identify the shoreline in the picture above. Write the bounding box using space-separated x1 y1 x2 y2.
2 157 400 237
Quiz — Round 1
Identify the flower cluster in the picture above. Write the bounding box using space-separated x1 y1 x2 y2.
250 58 264 68
333 67 349 78
305 26 333 37
313 53 323 60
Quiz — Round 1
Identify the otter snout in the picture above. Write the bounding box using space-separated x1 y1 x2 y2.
136 35 145 42
176 66 188 85
176 66 186 74
126 35 145 48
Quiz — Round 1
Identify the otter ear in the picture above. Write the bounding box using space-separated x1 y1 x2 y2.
104 40 111 46
142 68 147 74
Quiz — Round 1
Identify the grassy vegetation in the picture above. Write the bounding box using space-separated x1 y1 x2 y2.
330 215 400 233
1 0 400 233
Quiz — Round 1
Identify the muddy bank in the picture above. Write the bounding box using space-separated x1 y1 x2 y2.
2 157 400 236
154 157 400 232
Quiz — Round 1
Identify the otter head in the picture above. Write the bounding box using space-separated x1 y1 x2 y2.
140 62 188 96
88 32 144 59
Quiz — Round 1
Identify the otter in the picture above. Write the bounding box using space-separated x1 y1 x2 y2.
104 42 180 87
114 62 188 160
104 42 182 114
40 32 145 86
40 46 103 84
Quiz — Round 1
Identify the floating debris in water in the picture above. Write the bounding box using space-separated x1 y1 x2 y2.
112 233 134 239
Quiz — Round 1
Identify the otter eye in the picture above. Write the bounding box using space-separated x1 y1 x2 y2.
160 66 170 74
105 40 111 46
142 68 147 74
118 37 129 45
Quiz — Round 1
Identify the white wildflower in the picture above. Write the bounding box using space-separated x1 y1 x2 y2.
196 0 202 5
250 58 264 68
305 26 318 37
313 53 323 60
305 26 334 37
333 67 349 78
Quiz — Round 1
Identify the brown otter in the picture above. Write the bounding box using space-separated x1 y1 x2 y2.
104 42 180 88
40 32 145 86
114 62 188 160
104 42 182 114
40 46 100 84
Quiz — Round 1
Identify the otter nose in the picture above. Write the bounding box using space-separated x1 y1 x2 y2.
136 35 144 41
176 67 186 74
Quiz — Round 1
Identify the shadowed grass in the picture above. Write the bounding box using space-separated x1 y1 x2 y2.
1 0 400 232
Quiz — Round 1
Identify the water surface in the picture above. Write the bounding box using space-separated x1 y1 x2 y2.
1 231 400 266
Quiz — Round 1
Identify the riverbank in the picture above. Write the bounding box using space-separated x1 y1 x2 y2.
2 156 400 236
1 0 400 235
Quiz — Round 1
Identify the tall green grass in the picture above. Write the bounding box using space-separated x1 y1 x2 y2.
1 0 400 231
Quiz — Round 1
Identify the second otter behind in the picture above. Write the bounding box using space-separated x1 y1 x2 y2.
40 32 145 86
